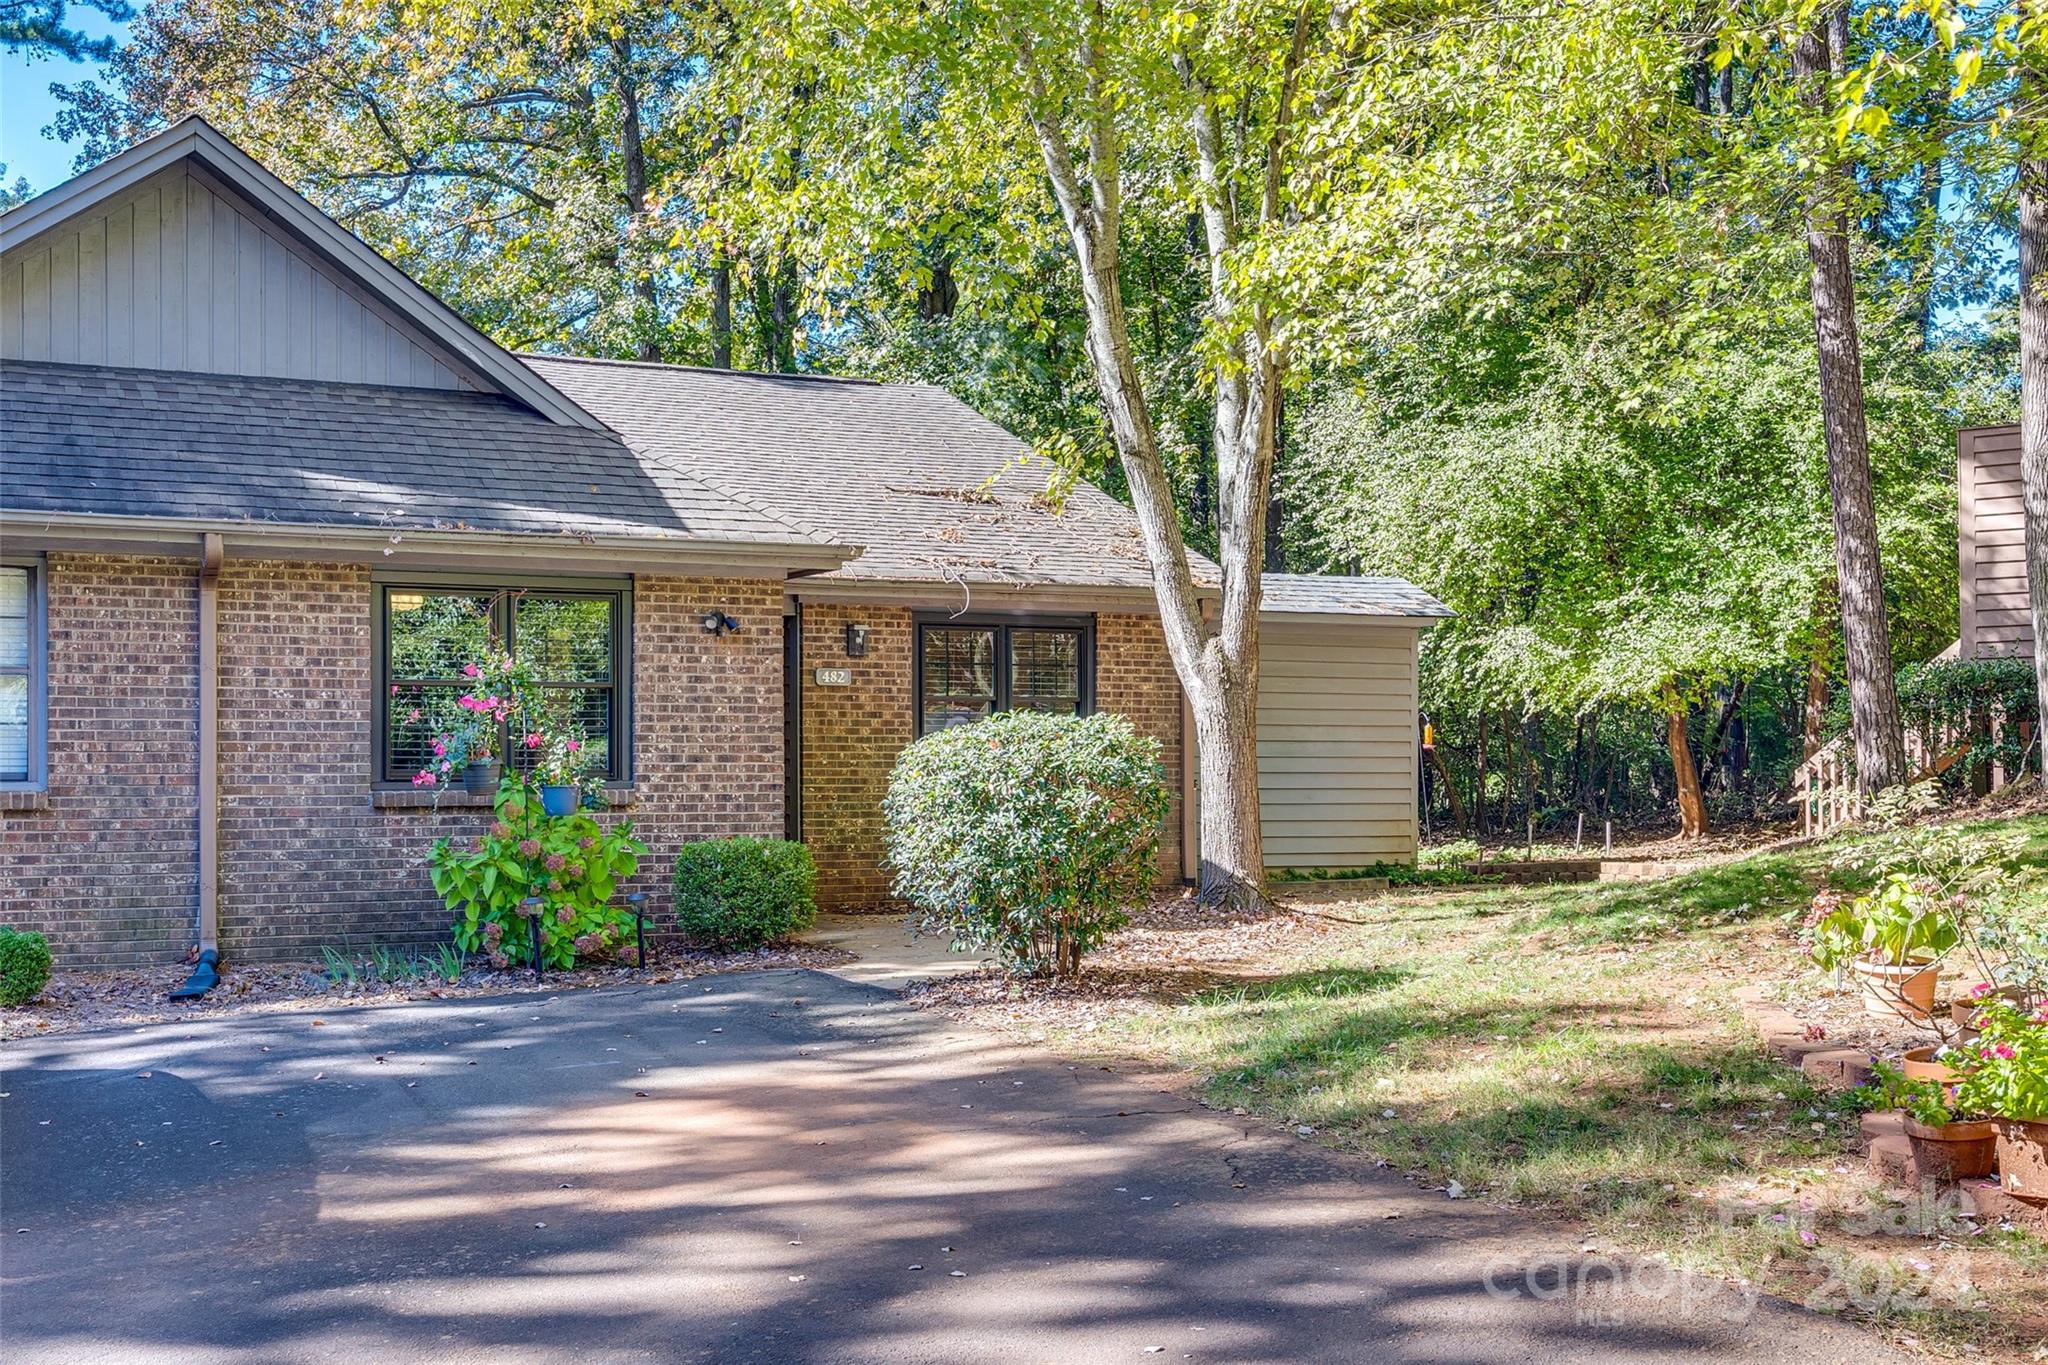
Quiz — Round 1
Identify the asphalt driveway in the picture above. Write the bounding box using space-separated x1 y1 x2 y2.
1 969 1904 1363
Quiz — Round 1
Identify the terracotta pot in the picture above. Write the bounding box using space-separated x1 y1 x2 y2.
1902 1116 1999 1182
1852 959 1938 1021
1900 1045 1958 1086
1996 1119 2048 1204
1952 986 2028 1031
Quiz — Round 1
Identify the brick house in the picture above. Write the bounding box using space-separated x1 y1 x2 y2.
1 119 1447 968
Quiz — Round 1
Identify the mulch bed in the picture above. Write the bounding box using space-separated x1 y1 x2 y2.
1 944 854 1041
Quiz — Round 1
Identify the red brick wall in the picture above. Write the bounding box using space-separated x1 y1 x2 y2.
0 554 199 968
2 556 786 967
796 602 1186 910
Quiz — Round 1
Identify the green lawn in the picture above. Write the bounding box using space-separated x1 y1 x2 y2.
1060 812 2048 1357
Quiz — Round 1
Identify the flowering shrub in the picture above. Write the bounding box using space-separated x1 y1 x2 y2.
671 837 817 949
428 773 646 969
1953 1001 2048 1121
883 710 1170 977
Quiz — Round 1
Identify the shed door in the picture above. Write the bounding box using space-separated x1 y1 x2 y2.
1255 622 1419 869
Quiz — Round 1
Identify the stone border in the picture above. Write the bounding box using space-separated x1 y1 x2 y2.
1730 984 2047 1232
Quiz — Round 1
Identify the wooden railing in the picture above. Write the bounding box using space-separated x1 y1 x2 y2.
1790 717 1974 838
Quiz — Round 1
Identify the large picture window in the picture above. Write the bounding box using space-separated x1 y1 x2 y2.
915 615 1093 736
0 562 45 788
377 580 630 784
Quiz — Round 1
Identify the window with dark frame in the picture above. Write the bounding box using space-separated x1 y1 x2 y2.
916 615 1093 736
0 563 44 787
378 582 629 785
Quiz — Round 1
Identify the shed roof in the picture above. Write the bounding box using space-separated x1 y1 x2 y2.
1258 574 1453 620
0 360 842 555
524 354 1211 592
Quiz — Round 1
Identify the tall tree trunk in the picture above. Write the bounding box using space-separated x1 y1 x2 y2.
612 35 659 361
2020 150 2048 777
1264 391 1286 572
710 262 734 368
1666 684 1708 838
1794 11 1908 792
1804 596 1834 758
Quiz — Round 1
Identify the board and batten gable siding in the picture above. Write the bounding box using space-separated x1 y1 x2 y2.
0 166 472 389
1255 620 1420 868
1959 424 2033 661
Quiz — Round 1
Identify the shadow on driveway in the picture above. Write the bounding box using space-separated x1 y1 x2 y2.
0 970 1902 1364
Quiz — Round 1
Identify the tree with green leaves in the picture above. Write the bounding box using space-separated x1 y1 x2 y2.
0 0 130 60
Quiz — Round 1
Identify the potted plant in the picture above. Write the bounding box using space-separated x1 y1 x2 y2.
1855 1063 1997 1182
1953 1000 2048 1204
1807 874 1960 1021
529 726 590 817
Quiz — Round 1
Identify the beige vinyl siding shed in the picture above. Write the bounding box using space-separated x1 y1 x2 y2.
1252 575 1451 870
1958 423 2033 661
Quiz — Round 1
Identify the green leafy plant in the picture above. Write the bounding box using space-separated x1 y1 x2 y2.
671 837 817 950
429 772 646 970
1850 1062 1961 1127
432 942 467 983
1952 1001 2048 1122
0 926 53 1007
1869 1063 1959 1128
1806 873 1960 970
320 945 358 987
1893 658 2041 785
884 710 1170 977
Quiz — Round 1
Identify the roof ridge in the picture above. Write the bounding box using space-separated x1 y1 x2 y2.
521 352 879 386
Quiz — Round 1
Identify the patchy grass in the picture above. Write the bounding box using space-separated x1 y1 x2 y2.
920 812 2048 1360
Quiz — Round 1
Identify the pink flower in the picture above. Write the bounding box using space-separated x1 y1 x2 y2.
439 759 451 773
1992 1044 2018 1060
566 740 581 753
490 821 512 839
458 695 483 712
390 684 400 696
463 663 481 678
431 740 447 757
1968 982 1997 1001
407 708 422 723
412 770 436 787
554 903 572 922
2033 1004 2048 1024
524 732 543 749
545 853 567 872
517 838 542 859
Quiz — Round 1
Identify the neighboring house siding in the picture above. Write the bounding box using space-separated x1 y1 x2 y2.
795 602 1185 910
0 168 470 390
0 555 200 966
1256 621 1420 868
1959 424 2033 661
1 556 786 966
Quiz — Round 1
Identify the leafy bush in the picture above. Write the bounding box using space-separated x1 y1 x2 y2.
671 837 817 950
1806 873 1960 969
429 773 646 970
884 710 1171 977
1953 1001 2048 1121
1894 657 2040 783
0 926 52 1006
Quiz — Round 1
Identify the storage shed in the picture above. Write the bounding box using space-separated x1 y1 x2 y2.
1253 575 1452 870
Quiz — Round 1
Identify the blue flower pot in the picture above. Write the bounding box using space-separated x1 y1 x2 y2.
540 784 580 817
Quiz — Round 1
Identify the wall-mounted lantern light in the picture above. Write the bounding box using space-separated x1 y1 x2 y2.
701 610 741 636
845 622 869 658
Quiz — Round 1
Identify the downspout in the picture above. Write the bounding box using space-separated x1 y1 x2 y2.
171 533 223 999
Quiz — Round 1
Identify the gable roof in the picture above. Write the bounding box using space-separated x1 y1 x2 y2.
524 355 1211 593
0 116 603 431
1 359 848 566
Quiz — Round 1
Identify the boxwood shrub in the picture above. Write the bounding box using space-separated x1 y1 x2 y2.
672 837 818 950
0 926 53 1007
884 710 1170 977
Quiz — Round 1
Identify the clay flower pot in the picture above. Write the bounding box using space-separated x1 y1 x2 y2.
1996 1119 2048 1205
1900 1045 1957 1086
1852 958 1938 1021
1902 1116 1999 1182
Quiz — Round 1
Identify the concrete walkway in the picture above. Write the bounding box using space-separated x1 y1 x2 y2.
0 971 1905 1363
802 912 994 988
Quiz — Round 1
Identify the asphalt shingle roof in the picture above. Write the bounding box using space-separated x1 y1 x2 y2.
524 355 1197 591
1 360 832 548
1259 573 1453 619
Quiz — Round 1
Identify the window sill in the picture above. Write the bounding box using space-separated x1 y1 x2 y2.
369 787 637 811
0 788 50 812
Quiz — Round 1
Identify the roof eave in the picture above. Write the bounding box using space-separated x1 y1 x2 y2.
2 509 860 576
